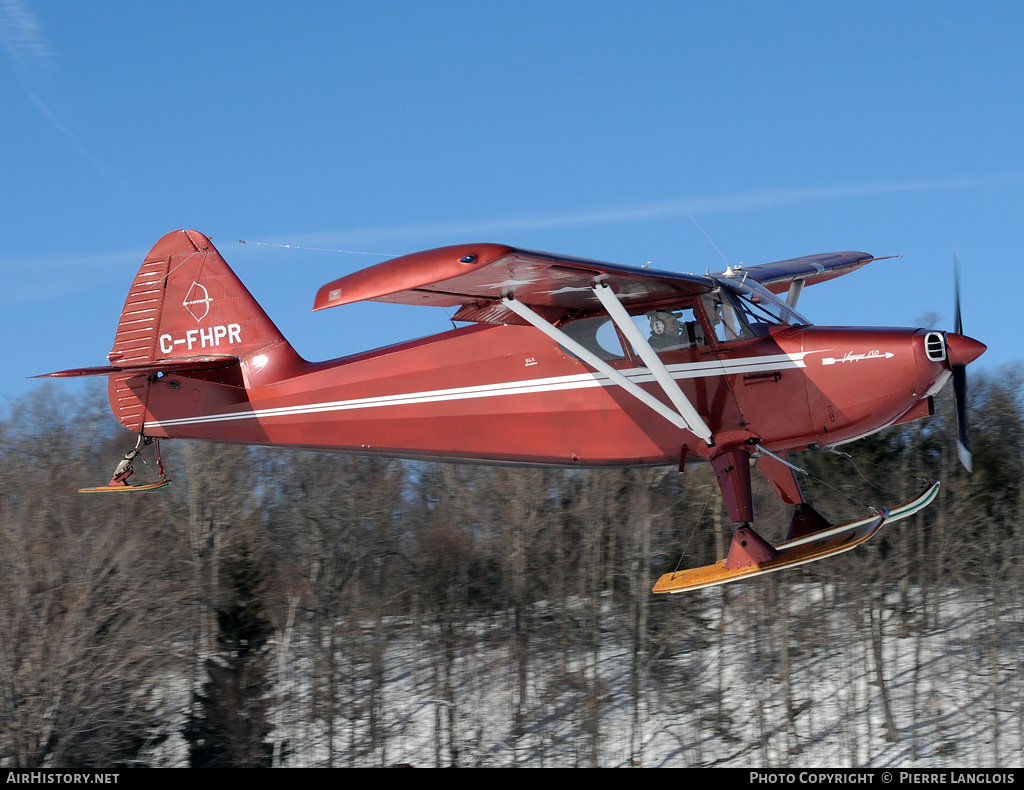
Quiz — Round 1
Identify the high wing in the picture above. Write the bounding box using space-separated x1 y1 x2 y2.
313 244 716 324
313 244 881 323
731 251 879 294
314 243 721 441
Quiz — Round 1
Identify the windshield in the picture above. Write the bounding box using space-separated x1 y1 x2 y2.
703 276 810 343
559 304 709 361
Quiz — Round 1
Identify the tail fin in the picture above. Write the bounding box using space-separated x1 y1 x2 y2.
109 229 291 367
105 230 305 431
40 230 304 433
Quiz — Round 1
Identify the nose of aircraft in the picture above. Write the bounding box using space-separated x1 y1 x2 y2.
946 333 987 367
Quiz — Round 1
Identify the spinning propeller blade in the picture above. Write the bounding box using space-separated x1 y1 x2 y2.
952 357 970 472
950 253 974 472
954 253 963 337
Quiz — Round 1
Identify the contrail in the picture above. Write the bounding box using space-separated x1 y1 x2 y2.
11 172 1013 275
0 0 121 182
284 173 1024 249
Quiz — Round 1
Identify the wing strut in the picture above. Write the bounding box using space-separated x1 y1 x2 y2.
500 295 713 443
785 278 805 308
590 282 713 443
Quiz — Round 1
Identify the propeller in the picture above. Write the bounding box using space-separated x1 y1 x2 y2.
946 253 986 473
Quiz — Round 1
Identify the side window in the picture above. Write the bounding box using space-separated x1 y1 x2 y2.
559 316 626 361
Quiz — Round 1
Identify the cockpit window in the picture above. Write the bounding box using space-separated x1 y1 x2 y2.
557 279 809 359
560 305 708 362
627 306 706 354
703 292 754 342
703 276 809 343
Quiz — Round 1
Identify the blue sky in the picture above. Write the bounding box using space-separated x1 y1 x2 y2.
2 1 1020 405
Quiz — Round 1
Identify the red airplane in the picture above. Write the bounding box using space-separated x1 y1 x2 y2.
42 229 986 592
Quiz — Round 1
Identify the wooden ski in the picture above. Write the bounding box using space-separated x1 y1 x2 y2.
653 481 939 594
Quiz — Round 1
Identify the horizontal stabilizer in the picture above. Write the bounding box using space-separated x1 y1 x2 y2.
35 355 239 379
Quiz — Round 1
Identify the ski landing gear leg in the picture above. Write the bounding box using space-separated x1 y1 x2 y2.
710 448 780 569
80 434 170 493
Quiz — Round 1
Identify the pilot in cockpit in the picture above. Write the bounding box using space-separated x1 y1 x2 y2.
648 309 705 351
648 310 684 350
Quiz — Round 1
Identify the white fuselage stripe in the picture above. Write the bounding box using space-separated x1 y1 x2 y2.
147 351 812 429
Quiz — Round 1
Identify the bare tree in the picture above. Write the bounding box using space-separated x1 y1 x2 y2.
0 387 184 768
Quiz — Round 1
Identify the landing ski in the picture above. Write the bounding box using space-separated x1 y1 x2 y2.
652 481 939 594
79 479 171 493
78 433 170 494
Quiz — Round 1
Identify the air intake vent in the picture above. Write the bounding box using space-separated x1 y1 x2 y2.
924 331 946 362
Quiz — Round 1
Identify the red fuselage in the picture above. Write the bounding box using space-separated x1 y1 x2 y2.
136 321 954 467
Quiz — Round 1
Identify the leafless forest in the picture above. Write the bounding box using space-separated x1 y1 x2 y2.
2 375 1022 768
